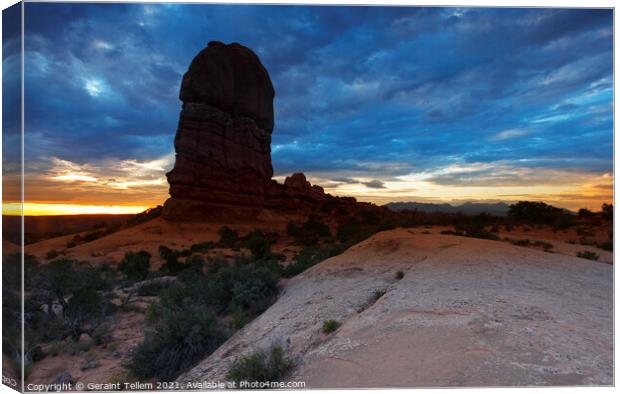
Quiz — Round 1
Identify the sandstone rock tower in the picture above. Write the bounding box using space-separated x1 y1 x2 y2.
163 41 277 219
163 41 360 221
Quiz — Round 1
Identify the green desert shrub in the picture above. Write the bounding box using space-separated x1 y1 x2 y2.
532 240 553 252
336 222 374 245
440 229 464 236
230 306 251 331
107 341 119 353
242 229 274 259
108 370 132 386
250 254 286 277
510 238 531 246
577 251 600 261
218 226 240 248
508 201 572 226
66 288 107 340
230 271 279 311
358 210 381 225
118 251 151 281
26 258 115 341
126 307 226 381
190 241 216 254
158 246 185 275
92 324 111 345
321 319 341 334
372 289 386 301
287 217 331 246
175 259 280 315
47 341 64 357
128 255 282 381
455 222 499 241
227 346 293 383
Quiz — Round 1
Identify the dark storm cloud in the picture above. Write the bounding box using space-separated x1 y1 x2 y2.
20 4 613 184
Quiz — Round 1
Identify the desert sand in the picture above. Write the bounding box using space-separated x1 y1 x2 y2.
178 228 612 387
23 212 304 266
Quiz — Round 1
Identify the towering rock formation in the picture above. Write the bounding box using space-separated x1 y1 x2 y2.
163 41 354 220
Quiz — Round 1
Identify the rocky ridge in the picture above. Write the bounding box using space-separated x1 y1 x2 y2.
177 229 612 387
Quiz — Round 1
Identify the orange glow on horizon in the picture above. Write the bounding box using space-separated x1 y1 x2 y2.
3 203 150 216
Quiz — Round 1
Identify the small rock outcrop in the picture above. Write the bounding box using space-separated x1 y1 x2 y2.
163 42 360 220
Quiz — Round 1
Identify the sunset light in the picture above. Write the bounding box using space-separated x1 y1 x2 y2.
3 202 149 216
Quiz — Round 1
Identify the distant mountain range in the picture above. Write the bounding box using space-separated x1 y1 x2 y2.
385 201 512 216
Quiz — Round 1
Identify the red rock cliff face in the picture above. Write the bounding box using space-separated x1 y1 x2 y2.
163 41 356 220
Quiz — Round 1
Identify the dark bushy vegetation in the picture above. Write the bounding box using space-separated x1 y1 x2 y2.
27 259 115 341
322 320 341 334
242 230 278 259
190 241 216 254
218 226 240 248
602 203 613 221
118 251 151 281
126 307 225 381
136 279 173 296
599 242 613 251
508 201 573 228
577 251 600 261
283 244 344 278
66 229 108 248
287 217 331 246
336 221 376 245
127 256 281 380
507 238 553 252
216 227 279 259
227 346 293 384
439 214 501 241
158 246 185 275
126 205 163 226
455 222 500 241
2 254 117 375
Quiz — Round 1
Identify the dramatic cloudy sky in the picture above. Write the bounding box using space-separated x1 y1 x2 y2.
3 4 613 214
